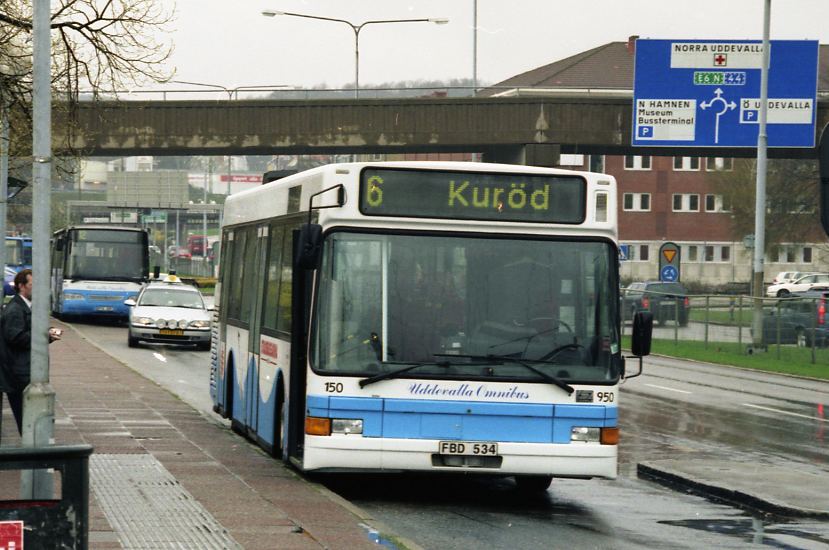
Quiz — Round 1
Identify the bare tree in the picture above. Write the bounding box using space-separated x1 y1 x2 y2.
710 158 822 252
0 0 175 158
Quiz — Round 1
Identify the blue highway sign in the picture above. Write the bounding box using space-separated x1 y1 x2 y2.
633 39 818 148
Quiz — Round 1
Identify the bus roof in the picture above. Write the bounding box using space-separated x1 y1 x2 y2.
223 161 616 233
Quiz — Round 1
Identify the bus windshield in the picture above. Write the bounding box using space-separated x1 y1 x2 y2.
65 230 147 281
312 231 621 383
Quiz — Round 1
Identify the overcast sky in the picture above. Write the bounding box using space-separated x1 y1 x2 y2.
160 0 829 92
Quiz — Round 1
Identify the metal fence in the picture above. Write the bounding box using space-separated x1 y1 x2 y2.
620 288 829 366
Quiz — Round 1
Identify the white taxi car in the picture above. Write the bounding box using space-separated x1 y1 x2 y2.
125 274 212 349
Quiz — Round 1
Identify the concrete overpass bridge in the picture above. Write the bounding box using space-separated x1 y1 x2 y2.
56 94 829 163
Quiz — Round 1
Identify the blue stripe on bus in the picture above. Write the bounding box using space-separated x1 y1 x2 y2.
306 395 617 443
60 288 136 316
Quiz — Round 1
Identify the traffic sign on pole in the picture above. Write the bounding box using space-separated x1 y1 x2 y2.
633 39 818 148
658 242 681 282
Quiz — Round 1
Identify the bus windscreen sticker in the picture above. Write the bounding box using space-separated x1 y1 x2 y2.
359 168 586 223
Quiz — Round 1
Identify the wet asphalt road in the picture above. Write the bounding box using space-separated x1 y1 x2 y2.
71 320 829 549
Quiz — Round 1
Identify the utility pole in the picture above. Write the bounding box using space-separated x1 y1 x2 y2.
751 0 771 349
25 0 55 498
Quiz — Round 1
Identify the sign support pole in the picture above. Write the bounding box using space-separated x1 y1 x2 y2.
751 0 771 349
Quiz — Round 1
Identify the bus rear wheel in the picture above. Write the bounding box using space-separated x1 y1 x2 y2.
514 475 553 492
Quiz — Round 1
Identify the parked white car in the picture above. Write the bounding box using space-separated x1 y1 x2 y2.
767 273 829 298
771 271 809 285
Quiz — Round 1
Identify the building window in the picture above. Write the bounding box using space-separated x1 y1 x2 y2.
721 246 730 261
706 157 733 171
705 246 715 262
705 194 726 212
623 192 651 211
673 156 700 171
589 155 605 173
672 193 700 212
774 246 815 264
624 155 652 170
687 245 698 262
639 245 649 261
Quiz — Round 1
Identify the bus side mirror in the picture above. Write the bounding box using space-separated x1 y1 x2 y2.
631 311 653 357
297 223 323 270
820 122 829 237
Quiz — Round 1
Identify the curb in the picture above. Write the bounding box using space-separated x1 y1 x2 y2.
637 462 829 520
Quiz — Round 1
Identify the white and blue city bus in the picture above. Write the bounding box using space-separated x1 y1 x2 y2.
6 235 32 272
50 225 150 319
211 161 652 490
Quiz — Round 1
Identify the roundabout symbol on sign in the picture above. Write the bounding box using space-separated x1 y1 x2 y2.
661 265 678 282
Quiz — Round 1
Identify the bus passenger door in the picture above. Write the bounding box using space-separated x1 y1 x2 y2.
246 225 269 433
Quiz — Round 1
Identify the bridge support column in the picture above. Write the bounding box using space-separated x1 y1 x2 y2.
481 144 560 167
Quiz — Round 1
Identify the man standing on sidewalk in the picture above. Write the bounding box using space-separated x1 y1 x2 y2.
0 269 59 434
1 269 34 434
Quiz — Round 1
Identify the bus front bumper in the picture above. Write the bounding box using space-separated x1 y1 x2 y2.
301 435 617 479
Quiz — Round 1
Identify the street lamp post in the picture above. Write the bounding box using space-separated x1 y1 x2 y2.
261 10 448 99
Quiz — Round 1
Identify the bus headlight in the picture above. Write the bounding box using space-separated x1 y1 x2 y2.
331 419 363 435
571 426 619 445
63 293 85 300
571 427 600 443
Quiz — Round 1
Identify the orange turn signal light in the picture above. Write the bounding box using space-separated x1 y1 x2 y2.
600 427 619 445
305 416 332 436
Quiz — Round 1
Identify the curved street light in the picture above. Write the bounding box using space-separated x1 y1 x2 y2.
261 10 449 98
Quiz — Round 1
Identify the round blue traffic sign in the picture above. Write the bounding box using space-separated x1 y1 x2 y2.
660 265 678 282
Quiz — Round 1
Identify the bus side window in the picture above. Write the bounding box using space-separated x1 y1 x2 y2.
262 225 286 332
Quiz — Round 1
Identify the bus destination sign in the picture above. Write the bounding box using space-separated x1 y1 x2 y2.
359 168 586 223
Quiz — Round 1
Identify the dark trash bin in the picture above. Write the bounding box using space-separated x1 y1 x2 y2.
0 444 93 549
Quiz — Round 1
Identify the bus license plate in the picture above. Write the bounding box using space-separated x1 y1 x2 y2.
159 329 184 336
438 441 498 456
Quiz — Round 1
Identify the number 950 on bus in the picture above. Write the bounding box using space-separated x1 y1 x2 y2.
439 441 498 456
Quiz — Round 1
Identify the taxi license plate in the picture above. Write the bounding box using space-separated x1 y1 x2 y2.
159 329 184 336
438 441 498 456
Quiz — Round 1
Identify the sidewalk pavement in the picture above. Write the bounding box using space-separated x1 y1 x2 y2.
0 321 410 549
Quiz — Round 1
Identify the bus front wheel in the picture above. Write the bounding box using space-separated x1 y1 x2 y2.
514 475 553 492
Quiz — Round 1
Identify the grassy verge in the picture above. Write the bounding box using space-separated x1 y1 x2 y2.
623 336 829 381
688 309 752 326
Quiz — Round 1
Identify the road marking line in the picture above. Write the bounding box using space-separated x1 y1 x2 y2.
153 352 167 363
644 383 692 394
743 403 828 422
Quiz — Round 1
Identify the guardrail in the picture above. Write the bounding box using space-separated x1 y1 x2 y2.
0 444 93 549
621 289 829 366
69 85 633 102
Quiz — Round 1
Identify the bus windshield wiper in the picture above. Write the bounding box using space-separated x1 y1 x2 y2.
433 353 574 395
358 356 498 388
358 361 453 388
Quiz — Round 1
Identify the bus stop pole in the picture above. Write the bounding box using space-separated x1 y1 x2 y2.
22 0 56 499
751 0 771 349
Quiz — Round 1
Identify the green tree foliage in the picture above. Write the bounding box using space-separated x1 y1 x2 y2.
709 158 820 252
